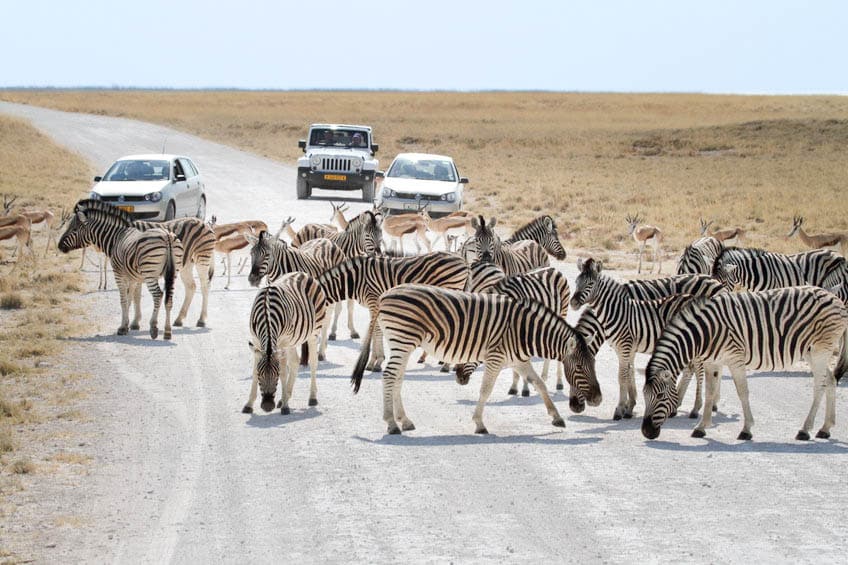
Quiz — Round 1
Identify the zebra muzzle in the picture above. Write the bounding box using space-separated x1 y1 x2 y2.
641 418 661 440
260 394 276 413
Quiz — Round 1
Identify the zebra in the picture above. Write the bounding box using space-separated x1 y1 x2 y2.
246 230 346 358
58 199 183 339
642 287 848 441
676 236 723 275
243 272 328 415
466 216 549 275
363 284 602 435
570 257 725 420
712 247 805 291
135 217 215 327
318 252 468 379
790 249 847 289
503 215 568 260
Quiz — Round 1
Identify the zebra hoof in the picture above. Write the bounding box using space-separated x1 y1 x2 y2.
440 364 451 373
281 406 291 416
688 410 699 419
691 429 706 439
416 355 426 364
613 411 623 421
196 320 206 328
556 383 564 391
241 405 253 414
795 430 811 441
668 411 677 419
370 366 383 373
552 417 566 428
816 430 831 439
276 401 282 409
350 332 360 339
712 405 718 413
623 410 634 419
117 327 128 336
521 390 530 398
149 327 159 340
475 427 489 435
163 331 172 340
507 388 518 396
173 319 183 327
387 426 402 435
308 398 318 407
402 421 416 431
737 431 753 441
129 323 140 331
318 353 325 362
328 334 336 341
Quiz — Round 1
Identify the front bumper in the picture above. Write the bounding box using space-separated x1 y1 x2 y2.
97 198 165 220
379 196 460 216
299 167 377 190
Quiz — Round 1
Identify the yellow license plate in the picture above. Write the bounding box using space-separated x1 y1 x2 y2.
324 174 347 181
116 205 134 213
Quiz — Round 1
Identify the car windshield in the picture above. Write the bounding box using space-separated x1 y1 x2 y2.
310 129 369 148
388 158 456 182
103 159 170 182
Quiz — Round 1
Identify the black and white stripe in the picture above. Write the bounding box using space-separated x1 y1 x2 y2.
368 284 602 435
642 286 848 441
676 237 723 275
466 216 549 275
58 199 183 340
243 272 328 415
503 215 567 260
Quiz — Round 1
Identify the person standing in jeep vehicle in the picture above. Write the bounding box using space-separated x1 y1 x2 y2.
296 124 380 202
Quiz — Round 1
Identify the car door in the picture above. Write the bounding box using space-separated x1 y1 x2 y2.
179 158 201 217
171 159 190 216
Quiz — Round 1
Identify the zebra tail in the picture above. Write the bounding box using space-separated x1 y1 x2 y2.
207 259 215 282
164 234 177 308
351 333 371 395
300 342 309 366
836 329 848 384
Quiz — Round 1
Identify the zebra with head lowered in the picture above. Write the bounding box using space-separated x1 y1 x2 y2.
709 247 844 291
677 236 723 276
58 199 183 339
365 284 602 435
319 251 468 379
465 216 550 276
571 257 725 420
243 272 328 415
643 286 848 441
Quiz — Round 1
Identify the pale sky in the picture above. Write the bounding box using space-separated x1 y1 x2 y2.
2 0 846 93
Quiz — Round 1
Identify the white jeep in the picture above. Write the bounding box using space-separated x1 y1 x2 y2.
296 124 380 202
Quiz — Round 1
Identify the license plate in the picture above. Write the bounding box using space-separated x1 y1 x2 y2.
404 203 417 210
117 205 134 213
324 174 347 181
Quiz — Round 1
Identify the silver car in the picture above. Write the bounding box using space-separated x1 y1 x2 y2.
90 154 206 221
378 153 468 216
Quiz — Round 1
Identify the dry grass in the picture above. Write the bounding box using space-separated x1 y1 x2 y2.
2 90 847 260
7 458 35 475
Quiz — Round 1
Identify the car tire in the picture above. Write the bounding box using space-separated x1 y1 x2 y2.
165 201 176 221
297 177 311 200
361 180 375 203
196 196 206 220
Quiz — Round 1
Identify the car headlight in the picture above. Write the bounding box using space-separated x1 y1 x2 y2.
89 192 101 200
352 157 363 169
310 155 321 167
144 192 163 202
441 193 456 202
382 187 396 198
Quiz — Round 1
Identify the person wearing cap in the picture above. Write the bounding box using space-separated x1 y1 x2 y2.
351 133 363 147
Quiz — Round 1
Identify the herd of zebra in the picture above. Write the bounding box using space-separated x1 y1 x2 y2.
53 198 848 442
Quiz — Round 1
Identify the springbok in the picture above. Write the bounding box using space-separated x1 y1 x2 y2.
210 216 269 288
625 213 663 274
0 214 33 269
698 218 746 246
420 208 474 251
787 216 847 257
2 194 18 216
382 206 431 255
330 201 350 230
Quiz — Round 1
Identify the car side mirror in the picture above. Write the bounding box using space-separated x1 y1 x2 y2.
94 176 102 182
376 170 385 179
460 177 469 184
298 140 306 152
371 143 379 154
176 173 187 182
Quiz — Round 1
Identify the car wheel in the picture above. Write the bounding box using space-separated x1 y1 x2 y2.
361 180 375 203
196 196 206 220
165 201 176 221
297 177 311 199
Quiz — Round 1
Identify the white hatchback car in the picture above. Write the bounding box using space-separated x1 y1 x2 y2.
378 153 468 216
90 154 206 221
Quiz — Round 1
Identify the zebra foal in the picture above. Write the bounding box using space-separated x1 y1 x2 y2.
58 200 183 339
243 272 328 415
363 284 602 435
642 287 848 441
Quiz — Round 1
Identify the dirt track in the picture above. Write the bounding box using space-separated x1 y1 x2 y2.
2 101 848 563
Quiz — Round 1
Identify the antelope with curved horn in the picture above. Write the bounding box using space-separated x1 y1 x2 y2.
787 216 847 257
2 194 18 216
275 217 297 240
698 218 746 246
329 201 350 230
209 216 269 288
382 203 431 255
420 207 474 251
625 213 663 274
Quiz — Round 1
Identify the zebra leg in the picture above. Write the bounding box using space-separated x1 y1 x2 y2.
129 282 142 330
318 324 328 362
472 362 504 434
242 370 259 413
393 366 416 432
798 352 831 440
307 336 319 406
820 364 837 440
329 301 342 341
624 356 638 418
556 361 564 391
507 370 520 395
195 261 212 327
693 365 721 438
116 276 131 335
690 363 704 419
173 260 196 327
613 350 632 420
347 299 359 339
521 370 531 397
99 254 109 290
729 366 754 440
516 361 565 428
417 350 428 364
676 363 696 417
279 348 299 415
367 319 386 372
145 278 164 340
382 348 414 435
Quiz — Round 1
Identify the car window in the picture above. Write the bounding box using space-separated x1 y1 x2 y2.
388 159 455 181
183 158 200 177
310 129 369 148
174 160 186 179
178 158 196 179
103 159 170 181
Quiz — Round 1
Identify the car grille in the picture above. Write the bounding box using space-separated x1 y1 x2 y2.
320 157 353 172
100 195 146 202
394 192 443 202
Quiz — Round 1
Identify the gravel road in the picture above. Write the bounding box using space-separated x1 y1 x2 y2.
2 101 848 564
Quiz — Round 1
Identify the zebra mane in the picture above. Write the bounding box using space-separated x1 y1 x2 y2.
347 210 375 231
75 198 134 226
505 215 553 243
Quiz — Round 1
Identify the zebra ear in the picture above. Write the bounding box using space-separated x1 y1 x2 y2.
471 216 481 230
76 210 88 223
545 216 554 230
489 217 497 229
